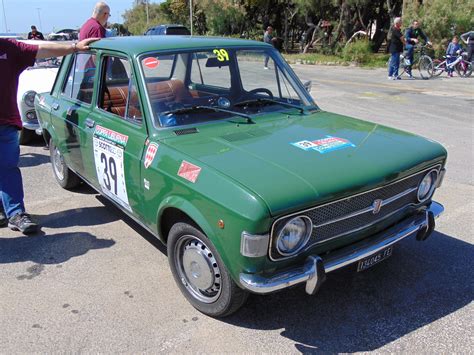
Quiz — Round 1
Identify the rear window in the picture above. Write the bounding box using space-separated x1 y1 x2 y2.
166 27 190 35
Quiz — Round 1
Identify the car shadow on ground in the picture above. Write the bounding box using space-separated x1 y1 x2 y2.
223 231 473 352
34 205 120 229
18 152 50 168
0 231 115 266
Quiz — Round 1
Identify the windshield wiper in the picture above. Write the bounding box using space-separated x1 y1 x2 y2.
161 105 255 124
234 98 307 114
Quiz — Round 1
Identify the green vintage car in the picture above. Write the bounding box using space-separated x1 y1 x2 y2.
35 36 447 317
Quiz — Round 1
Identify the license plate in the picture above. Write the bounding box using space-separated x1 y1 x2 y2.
357 246 393 272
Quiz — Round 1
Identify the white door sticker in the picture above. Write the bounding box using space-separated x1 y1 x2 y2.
93 136 131 211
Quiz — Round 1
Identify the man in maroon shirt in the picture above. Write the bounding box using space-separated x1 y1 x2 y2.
79 2 110 40
0 37 98 234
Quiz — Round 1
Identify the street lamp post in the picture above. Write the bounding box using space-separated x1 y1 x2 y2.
189 0 193 35
36 7 43 31
1 0 8 32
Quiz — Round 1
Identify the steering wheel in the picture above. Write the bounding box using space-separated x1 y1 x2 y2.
236 88 274 104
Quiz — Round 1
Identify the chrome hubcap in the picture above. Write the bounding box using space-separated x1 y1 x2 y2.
52 146 65 180
176 235 222 303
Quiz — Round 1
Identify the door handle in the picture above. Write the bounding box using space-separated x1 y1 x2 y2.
52 103 59 110
85 118 95 128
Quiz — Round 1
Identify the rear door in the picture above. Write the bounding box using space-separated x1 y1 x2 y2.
51 52 97 177
81 53 148 217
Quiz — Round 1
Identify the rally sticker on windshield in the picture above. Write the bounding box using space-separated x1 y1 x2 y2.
291 136 355 154
93 126 131 211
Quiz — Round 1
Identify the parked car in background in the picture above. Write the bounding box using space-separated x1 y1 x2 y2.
17 40 62 144
36 36 447 317
144 24 190 35
47 28 78 41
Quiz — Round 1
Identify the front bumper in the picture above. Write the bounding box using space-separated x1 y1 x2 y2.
239 201 444 295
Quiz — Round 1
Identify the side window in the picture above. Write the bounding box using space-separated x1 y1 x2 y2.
190 51 231 89
62 53 97 104
98 55 142 124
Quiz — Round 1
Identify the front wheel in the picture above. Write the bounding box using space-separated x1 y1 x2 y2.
455 61 473 77
431 59 445 77
167 222 249 317
49 138 81 189
418 55 434 79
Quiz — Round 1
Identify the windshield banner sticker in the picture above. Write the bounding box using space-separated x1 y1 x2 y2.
291 136 355 154
178 161 202 183
144 142 159 169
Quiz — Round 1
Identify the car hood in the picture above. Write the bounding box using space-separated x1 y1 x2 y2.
160 111 447 215
17 67 58 100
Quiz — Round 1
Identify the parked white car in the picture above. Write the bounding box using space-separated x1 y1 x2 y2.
17 40 62 144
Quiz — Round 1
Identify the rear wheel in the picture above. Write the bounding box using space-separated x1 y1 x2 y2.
455 61 473 77
418 55 434 79
431 59 445 77
167 222 249 317
49 138 81 189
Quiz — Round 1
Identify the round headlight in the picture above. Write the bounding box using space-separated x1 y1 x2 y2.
23 91 37 107
417 169 438 202
276 216 312 256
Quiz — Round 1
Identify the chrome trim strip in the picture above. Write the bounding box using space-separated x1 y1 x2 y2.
313 187 417 229
269 164 442 261
240 201 444 294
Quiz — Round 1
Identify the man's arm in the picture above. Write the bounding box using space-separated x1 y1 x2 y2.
36 38 99 59
460 31 471 44
39 32 45 40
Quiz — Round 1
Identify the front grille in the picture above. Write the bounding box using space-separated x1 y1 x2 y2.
270 165 440 260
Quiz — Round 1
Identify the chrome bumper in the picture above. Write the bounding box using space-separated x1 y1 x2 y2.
239 201 444 295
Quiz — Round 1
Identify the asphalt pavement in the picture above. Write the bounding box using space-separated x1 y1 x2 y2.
0 65 472 353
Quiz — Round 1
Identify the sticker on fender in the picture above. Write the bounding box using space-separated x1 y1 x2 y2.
291 136 355 154
144 142 159 169
93 125 131 211
178 161 201 183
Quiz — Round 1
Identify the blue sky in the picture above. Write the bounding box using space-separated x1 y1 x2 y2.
1 0 160 34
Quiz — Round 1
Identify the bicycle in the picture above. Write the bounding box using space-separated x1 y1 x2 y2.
397 44 434 79
432 50 473 77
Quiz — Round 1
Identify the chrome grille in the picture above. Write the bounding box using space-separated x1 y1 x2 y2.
270 165 440 260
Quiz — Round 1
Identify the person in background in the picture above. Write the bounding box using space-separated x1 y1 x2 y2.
460 30 474 62
404 20 432 79
446 36 461 77
79 1 110 40
263 26 274 69
388 17 405 80
0 37 98 234
27 25 44 40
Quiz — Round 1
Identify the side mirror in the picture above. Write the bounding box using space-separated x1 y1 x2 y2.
303 80 312 93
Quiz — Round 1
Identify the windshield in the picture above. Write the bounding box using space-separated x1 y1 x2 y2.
139 47 316 128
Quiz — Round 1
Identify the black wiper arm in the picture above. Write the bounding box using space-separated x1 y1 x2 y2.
161 105 255 124
234 98 306 114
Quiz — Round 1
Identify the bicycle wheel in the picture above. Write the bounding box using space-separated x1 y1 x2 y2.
418 55 434 79
455 61 473 77
431 59 445 77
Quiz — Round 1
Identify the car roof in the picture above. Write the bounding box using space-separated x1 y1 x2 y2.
90 35 269 55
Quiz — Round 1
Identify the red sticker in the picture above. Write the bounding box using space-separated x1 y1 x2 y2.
143 57 159 69
144 143 159 169
178 161 202 183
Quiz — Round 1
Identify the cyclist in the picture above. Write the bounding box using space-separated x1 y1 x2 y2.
405 20 432 78
461 30 474 62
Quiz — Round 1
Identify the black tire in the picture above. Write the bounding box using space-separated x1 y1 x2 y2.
49 138 81 189
431 59 445 77
418 55 433 79
167 222 249 317
18 129 35 145
455 61 473 77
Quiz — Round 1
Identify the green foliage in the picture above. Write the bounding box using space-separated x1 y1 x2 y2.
342 40 372 63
